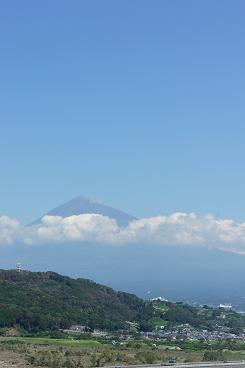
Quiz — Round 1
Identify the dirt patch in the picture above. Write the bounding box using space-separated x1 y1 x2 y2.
0 350 29 368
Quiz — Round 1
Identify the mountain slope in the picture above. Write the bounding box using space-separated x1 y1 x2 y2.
30 196 136 227
0 270 245 336
0 270 152 332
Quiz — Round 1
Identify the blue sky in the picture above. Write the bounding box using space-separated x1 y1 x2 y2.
0 0 245 223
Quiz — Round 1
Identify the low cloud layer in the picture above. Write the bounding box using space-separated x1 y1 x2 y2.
1 212 245 255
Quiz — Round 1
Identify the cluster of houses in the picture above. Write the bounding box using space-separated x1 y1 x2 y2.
62 325 107 337
63 323 245 342
141 326 245 341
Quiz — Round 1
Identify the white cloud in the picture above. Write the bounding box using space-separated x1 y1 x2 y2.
35 214 119 243
0 216 20 245
1 212 245 255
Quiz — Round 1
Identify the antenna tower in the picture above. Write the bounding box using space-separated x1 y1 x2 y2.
16 262 22 273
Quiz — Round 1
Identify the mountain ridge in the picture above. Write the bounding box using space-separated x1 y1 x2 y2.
30 196 136 227
0 269 245 336
0 269 153 332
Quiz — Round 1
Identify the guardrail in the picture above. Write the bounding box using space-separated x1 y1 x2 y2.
101 361 245 368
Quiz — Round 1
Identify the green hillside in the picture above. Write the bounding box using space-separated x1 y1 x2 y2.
0 269 245 335
0 270 152 333
151 300 245 334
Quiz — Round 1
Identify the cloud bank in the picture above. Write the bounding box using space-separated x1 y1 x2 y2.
1 212 245 255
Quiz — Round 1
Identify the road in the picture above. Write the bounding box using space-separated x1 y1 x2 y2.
103 362 245 368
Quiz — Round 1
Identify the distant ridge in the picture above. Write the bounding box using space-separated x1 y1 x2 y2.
30 196 136 227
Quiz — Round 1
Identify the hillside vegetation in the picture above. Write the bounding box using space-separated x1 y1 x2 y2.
0 269 244 335
0 270 152 332
151 300 245 334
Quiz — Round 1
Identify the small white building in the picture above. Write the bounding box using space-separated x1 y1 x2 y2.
219 304 232 310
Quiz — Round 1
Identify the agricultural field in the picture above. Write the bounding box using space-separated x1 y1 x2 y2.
1 336 245 368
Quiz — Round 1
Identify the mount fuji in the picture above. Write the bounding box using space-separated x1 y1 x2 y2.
30 196 136 227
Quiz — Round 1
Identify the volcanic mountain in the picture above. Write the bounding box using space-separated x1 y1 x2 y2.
30 196 136 227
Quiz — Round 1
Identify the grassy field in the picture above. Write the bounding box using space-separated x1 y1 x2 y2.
224 350 245 360
0 336 202 367
0 336 101 346
1 336 245 368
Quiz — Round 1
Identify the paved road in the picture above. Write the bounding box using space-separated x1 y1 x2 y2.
166 363 245 368
104 362 245 368
162 364 245 368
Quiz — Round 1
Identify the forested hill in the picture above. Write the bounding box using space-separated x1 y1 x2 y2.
0 270 153 332
0 269 245 335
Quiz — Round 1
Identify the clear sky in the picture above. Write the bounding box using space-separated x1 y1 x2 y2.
0 0 245 223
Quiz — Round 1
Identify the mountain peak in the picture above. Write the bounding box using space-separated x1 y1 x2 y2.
30 196 136 227
71 195 102 205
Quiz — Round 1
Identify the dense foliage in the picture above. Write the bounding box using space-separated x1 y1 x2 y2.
0 270 153 332
0 269 245 335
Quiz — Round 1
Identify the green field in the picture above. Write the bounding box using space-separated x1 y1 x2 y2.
0 336 100 346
